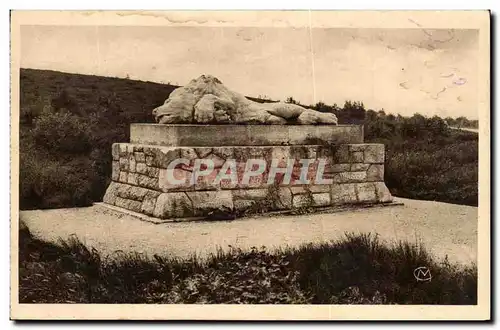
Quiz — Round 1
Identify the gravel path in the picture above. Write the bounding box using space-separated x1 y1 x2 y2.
19 197 477 265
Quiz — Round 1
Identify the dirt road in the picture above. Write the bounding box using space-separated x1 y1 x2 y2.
19 197 477 265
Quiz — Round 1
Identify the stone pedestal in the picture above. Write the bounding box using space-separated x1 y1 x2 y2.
103 124 394 220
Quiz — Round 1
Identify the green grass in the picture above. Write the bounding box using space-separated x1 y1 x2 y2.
19 222 477 304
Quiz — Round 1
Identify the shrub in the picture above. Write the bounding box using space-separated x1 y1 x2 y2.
31 110 93 154
20 152 98 209
364 112 478 206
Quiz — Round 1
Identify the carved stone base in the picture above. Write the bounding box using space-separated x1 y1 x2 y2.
103 142 394 220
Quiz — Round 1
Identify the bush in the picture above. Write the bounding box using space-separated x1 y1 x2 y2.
384 139 478 205
19 224 477 304
364 112 478 206
20 151 98 209
20 129 100 209
31 110 93 154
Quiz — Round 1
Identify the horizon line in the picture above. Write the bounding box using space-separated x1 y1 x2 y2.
19 66 479 121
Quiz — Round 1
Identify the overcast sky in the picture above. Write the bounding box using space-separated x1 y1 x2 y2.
21 26 478 119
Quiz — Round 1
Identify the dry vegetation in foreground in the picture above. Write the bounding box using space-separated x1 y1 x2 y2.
19 222 477 304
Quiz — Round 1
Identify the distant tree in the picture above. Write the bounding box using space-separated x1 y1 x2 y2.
455 116 468 128
444 117 455 126
342 100 366 123
365 109 378 121
285 96 297 104
427 115 450 136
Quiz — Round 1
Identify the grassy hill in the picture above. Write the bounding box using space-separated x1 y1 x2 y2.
19 68 478 209
20 68 175 125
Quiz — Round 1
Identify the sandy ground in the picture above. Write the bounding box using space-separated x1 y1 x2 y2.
19 197 477 265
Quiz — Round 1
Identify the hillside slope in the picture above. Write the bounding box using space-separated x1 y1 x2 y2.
20 68 177 125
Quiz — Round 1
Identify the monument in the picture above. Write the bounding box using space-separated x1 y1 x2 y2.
103 75 394 221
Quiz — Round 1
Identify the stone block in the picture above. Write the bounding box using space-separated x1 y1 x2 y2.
312 192 331 206
350 151 364 163
293 194 314 208
159 168 194 191
292 191 330 207
234 146 269 162
130 124 363 147
186 191 234 216
111 161 119 181
274 187 293 209
181 148 199 161
205 153 226 169
290 186 307 195
366 164 384 182
129 156 137 172
147 167 159 178
374 182 393 203
212 147 234 159
141 196 158 216
232 188 269 200
103 182 119 205
351 163 370 171
119 144 128 156
290 185 330 194
232 189 275 213
119 171 128 183
193 170 220 191
238 172 268 189
233 199 257 212
269 146 291 162
349 144 366 152
195 147 213 158
115 183 131 199
332 145 350 163
136 162 147 175
151 147 182 168
119 157 129 171
132 186 151 201
335 171 367 183
135 152 145 163
112 144 120 161
145 155 154 166
364 144 385 163
153 192 194 219
325 163 351 173
356 183 377 203
118 185 150 201
144 147 155 156
127 173 138 186
115 197 142 213
290 145 319 159
137 174 159 190
331 183 358 204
